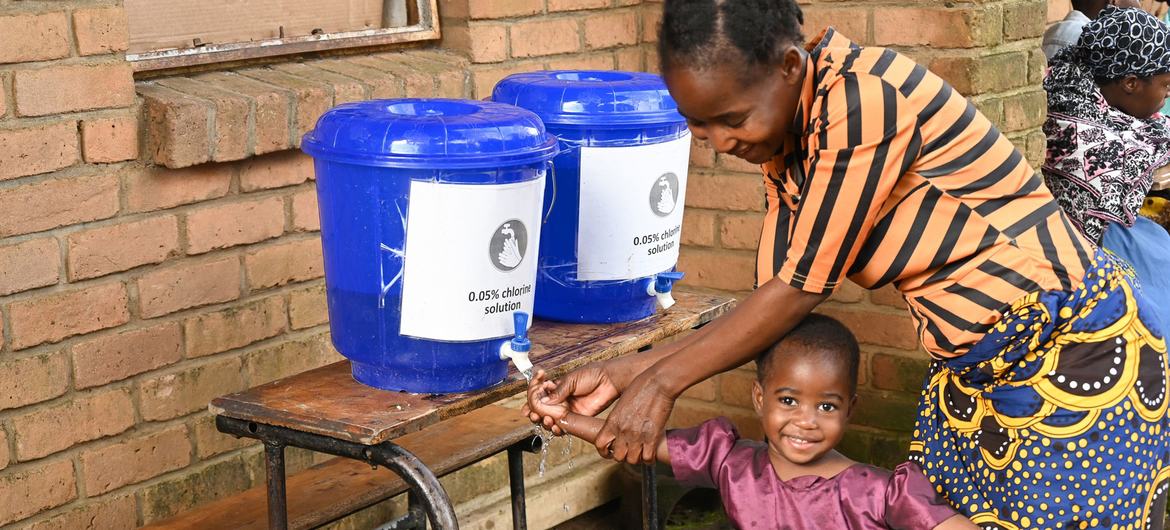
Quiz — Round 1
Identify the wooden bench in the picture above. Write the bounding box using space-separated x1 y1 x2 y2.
143 405 537 530
144 292 735 530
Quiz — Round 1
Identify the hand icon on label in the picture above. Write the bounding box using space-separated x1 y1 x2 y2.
497 224 524 269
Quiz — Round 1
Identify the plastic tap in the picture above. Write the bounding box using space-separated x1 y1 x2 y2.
647 271 685 310
499 311 534 381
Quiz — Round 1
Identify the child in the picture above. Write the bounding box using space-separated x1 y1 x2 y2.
526 315 976 530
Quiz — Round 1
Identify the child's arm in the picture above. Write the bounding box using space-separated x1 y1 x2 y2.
932 515 978 530
527 370 670 464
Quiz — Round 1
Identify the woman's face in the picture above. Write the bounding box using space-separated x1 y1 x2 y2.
1104 72 1170 118
663 49 806 165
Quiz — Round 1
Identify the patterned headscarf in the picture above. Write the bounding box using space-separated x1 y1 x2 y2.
1075 6 1170 80
1042 6 1170 244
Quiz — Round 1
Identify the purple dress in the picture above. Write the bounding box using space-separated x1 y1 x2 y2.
666 418 959 530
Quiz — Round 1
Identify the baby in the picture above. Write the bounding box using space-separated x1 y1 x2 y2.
527 314 976 529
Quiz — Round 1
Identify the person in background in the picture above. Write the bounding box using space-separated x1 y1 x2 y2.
1042 0 1142 60
1043 6 1170 317
526 315 978 530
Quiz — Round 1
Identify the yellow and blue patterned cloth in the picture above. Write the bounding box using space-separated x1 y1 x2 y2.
911 250 1170 529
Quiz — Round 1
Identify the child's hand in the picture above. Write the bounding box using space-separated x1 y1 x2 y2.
526 370 569 423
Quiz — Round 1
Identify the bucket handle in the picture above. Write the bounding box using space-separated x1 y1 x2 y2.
544 157 558 225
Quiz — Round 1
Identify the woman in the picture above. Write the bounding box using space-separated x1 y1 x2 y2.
1043 6 1170 316
530 0 1170 527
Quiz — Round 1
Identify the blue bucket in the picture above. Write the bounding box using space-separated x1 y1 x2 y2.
492 71 691 323
302 99 557 393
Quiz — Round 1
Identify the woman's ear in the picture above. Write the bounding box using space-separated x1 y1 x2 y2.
752 380 764 415
779 45 805 87
1122 74 1143 94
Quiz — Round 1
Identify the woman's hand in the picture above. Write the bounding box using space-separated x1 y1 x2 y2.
593 371 676 464
522 361 621 435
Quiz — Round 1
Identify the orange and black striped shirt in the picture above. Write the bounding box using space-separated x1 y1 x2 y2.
759 28 1093 358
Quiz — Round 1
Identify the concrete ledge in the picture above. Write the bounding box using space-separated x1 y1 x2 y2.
136 49 471 169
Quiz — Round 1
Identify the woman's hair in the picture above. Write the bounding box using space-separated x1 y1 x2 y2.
658 0 805 75
756 314 861 393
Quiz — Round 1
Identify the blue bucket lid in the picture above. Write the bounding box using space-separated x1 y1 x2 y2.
301 99 559 169
491 70 684 128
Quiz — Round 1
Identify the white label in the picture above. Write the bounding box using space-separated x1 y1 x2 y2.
576 133 691 281
399 177 545 341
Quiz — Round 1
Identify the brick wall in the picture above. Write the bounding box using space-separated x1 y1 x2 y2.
0 0 1050 527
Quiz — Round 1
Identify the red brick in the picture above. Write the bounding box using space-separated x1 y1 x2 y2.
290 188 320 232
0 459 77 526
14 63 134 117
469 0 543 19
718 370 757 408
0 74 6 118
719 213 763 250
8 282 130 350
690 136 714 168
870 352 931 393
71 323 183 389
928 52 1029 96
803 6 869 44
684 171 765 212
0 431 8 471
1004 0 1046 41
676 248 755 292
0 352 69 411
81 425 190 495
396 50 470 98
680 377 717 402
446 23 508 64
716 152 761 174
195 72 293 155
0 237 60 296
0 121 79 182
245 239 325 291
544 53 616 71
816 306 920 351
831 280 866 304
240 151 314 192
137 257 241 318
642 6 663 44
681 209 716 247
138 84 212 168
137 454 251 524
186 197 285 255
124 163 232 213
471 62 538 99
0 12 70 64
348 55 439 98
238 68 331 144
584 11 638 49
549 0 608 11
138 356 246 421
510 19 580 58
615 47 643 71
244 334 341 386
311 59 404 99
185 296 287 358
870 284 907 309
11 389 135 461
73 7 129 56
191 413 253 458
80 115 138 164
270 62 369 104
288 284 328 330
1002 90 1047 133
0 172 118 238
23 494 136 530
67 215 180 280
155 77 251 163
873 6 1002 49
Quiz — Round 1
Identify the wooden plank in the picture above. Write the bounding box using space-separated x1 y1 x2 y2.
211 292 735 445
143 405 537 530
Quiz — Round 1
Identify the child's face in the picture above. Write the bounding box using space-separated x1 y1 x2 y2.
752 350 855 467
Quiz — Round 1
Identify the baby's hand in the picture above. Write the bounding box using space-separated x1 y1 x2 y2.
526 370 569 422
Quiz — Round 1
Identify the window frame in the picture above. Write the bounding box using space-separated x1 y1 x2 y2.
126 0 439 72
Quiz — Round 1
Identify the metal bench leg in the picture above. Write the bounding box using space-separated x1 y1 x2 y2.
507 447 528 530
264 440 289 530
641 463 658 530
